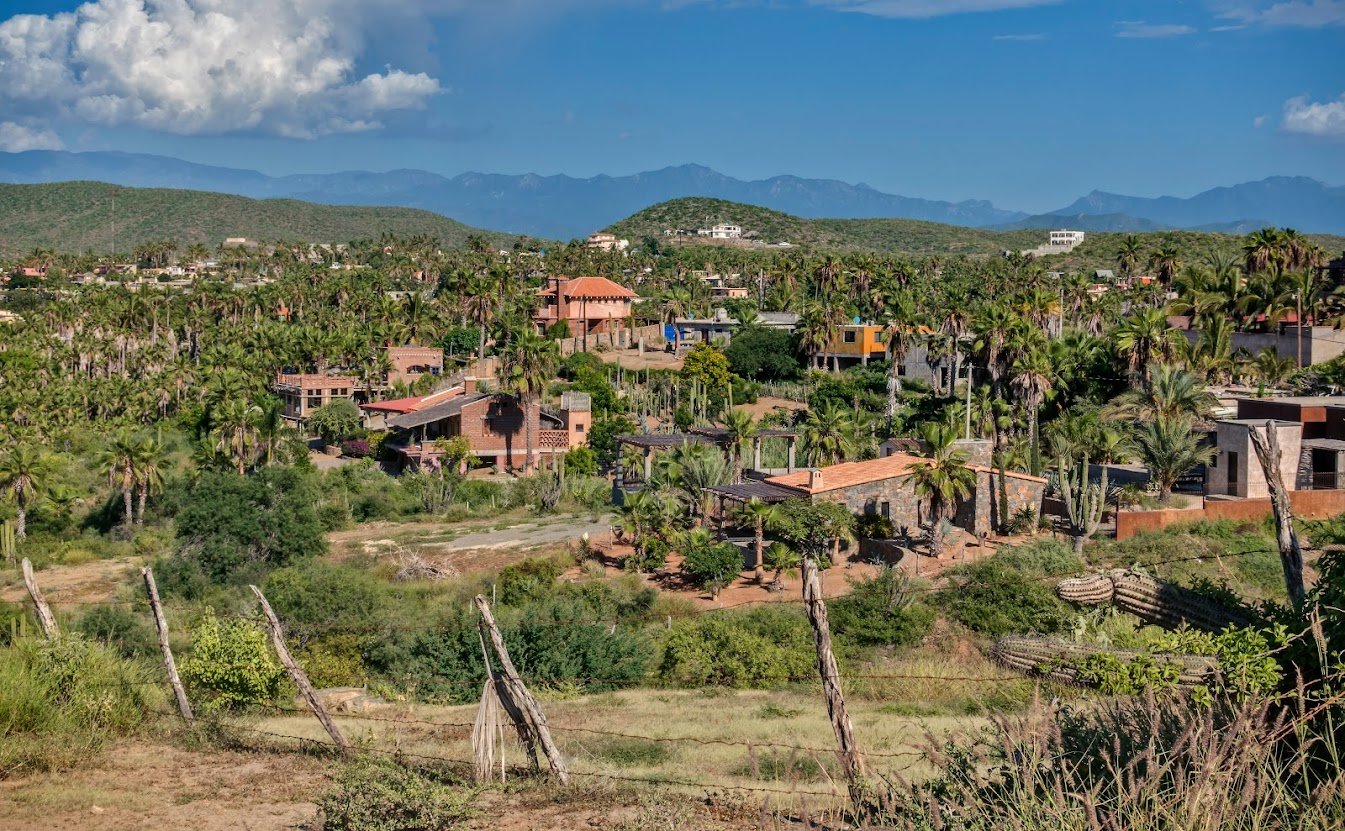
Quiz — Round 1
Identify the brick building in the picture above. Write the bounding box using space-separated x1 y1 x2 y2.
534 276 636 338
382 382 591 471
273 373 359 422
385 346 444 387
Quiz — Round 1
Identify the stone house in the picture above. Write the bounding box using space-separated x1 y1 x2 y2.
273 373 360 423
709 453 1046 538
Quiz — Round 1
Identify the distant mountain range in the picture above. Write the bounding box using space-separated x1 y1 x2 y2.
0 150 1341 238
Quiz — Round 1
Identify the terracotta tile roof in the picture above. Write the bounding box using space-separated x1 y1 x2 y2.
765 452 1047 495
553 276 635 299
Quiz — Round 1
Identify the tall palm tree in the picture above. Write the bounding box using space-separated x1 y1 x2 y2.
213 399 261 475
1116 234 1143 278
1106 364 1217 422
1133 415 1214 502
499 329 561 472
801 401 859 466
1148 244 1181 288
721 409 757 483
1010 348 1055 475
908 425 976 557
735 497 782 582
1113 308 1182 380
0 445 49 539
98 431 139 530
132 434 166 526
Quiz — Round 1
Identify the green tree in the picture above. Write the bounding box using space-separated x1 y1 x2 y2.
723 326 800 381
771 499 855 569
678 528 743 597
1133 415 1214 502
735 497 782 582
908 425 976 557
0 445 49 539
499 329 561 472
801 401 860 466
179 613 285 712
308 399 361 446
97 431 139 531
679 342 732 398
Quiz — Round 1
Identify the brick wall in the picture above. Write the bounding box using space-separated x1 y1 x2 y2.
1115 489 1345 540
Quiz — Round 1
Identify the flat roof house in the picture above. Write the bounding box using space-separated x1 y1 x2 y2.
273 373 360 423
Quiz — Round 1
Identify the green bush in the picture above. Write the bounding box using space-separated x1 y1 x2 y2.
934 560 1073 638
454 479 504 510
495 556 566 606
298 634 368 689
625 536 670 573
680 540 744 594
317 759 475 831
660 606 814 687
179 613 286 712
0 636 163 775
830 568 935 648
562 446 599 476
264 561 384 630
309 399 362 445
855 512 896 541
75 605 158 659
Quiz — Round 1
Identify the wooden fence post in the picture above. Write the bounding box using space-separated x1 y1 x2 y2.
1249 421 1306 610
250 585 350 753
474 595 570 784
21 558 59 639
801 556 868 810
142 567 194 726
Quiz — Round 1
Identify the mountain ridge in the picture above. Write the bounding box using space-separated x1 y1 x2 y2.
0 151 1341 237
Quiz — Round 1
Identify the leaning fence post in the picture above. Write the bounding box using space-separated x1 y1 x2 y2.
142 567 194 726
801 556 868 811
250 585 350 753
21 558 59 639
474 594 570 784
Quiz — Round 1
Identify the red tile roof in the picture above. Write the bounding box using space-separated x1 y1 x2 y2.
766 453 1047 495
552 276 636 300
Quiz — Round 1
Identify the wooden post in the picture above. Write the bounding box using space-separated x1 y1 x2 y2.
801 556 867 809
474 595 570 784
142 567 194 725
1249 421 1306 610
250 585 350 753
21 558 58 639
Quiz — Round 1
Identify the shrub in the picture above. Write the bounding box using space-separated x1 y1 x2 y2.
934 560 1073 638
264 561 384 630
75 605 158 659
855 512 896 541
299 634 368 689
563 446 599 476
724 326 801 381
454 479 504 511
830 568 935 648
317 759 475 831
179 613 286 712
660 606 814 687
680 540 744 594
625 536 670 573
309 399 362 445
495 556 566 606
340 439 373 459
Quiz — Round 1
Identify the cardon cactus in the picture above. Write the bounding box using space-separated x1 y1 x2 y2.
1110 570 1261 633
1056 573 1116 605
992 636 1219 689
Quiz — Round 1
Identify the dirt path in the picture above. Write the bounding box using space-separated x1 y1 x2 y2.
0 556 141 606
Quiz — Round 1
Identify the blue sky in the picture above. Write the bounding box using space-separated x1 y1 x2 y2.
0 0 1341 212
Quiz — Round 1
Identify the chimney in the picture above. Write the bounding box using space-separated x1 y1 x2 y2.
808 469 823 490
463 376 477 394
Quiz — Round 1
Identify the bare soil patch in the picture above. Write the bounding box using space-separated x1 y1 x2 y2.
0 556 141 607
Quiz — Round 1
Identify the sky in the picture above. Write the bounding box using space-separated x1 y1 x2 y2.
0 0 1341 213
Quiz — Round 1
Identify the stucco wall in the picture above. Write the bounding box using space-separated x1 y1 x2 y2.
1116 488 1345 540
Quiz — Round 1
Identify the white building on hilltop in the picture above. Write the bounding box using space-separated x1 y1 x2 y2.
709 224 743 239
1048 229 1086 249
586 232 629 252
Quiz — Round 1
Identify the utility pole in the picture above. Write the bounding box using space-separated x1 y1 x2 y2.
1296 291 1304 368
964 364 974 441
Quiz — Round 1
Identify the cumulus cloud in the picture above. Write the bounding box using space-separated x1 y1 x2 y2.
1212 0 1345 27
0 0 442 140
1282 93 1345 137
0 122 64 152
1115 21 1198 37
808 0 1063 19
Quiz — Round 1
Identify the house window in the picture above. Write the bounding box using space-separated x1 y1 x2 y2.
880 501 890 518
1228 452 1239 487
843 331 856 344
873 331 885 343
576 423 585 433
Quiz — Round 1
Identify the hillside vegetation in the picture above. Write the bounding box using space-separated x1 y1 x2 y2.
0 181 513 256
609 196 1345 263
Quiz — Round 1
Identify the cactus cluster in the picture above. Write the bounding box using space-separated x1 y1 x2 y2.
0 520 13 566
992 636 1219 689
1056 569 1261 633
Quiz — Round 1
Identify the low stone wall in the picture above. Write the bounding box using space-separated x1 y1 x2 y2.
1115 488 1345 540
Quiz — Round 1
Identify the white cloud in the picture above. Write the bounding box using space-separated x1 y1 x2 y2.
1115 21 1198 37
1282 93 1345 137
808 0 1063 19
1253 114 1268 127
0 1 442 140
1212 1 1345 27
993 32 1048 40
0 122 64 152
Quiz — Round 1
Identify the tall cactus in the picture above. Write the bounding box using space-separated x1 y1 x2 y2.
992 636 1219 689
1 520 14 566
1058 456 1107 555
1056 569 1261 633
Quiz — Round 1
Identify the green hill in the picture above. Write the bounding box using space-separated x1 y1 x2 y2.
607 197 1345 262
606 197 1046 255
0 181 514 257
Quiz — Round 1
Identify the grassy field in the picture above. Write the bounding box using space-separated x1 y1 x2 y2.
0 181 515 256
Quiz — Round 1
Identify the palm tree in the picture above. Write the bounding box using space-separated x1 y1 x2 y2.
98 431 139 530
1243 227 1285 275
499 329 561 472
1010 347 1055 475
907 425 976 557
1113 308 1182 380
132 434 166 526
735 497 782 582
1252 348 1297 389
1105 364 1217 422
0 445 49 539
1148 244 1182 288
721 409 757 483
801 401 859 466
213 399 261 475
1116 234 1143 278
1133 415 1214 502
